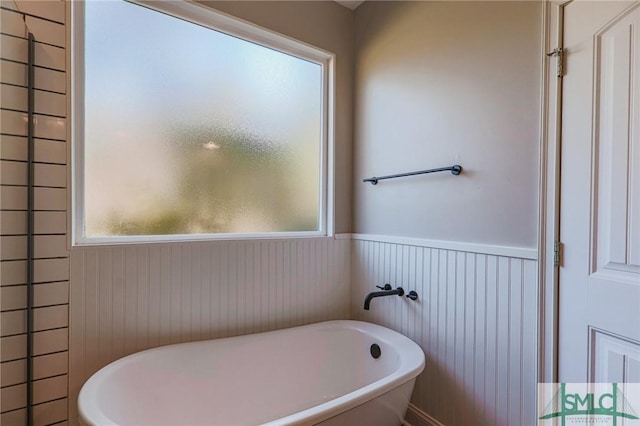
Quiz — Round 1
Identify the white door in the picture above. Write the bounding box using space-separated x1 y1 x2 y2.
559 0 640 383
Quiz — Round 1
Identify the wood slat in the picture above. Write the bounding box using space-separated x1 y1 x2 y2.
33 397 67 426
0 135 27 161
32 374 67 404
1 186 27 210
34 259 69 283
0 60 66 93
1 310 26 336
1 359 25 387
0 9 64 47
1 110 66 140
0 383 25 413
33 328 68 356
34 187 66 211
35 139 66 164
1 285 26 311
0 35 65 71
33 351 68 380
4 0 66 25
0 260 26 286
1 334 26 361
0 408 26 425
1 210 27 235
34 235 67 258
0 352 68 387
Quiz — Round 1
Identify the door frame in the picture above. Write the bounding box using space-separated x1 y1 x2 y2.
539 0 572 386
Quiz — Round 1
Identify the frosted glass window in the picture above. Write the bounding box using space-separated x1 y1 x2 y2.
80 0 327 239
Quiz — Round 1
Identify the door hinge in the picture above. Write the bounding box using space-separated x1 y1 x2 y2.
554 240 562 267
546 48 564 77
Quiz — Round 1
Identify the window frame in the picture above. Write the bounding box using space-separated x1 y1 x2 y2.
72 0 335 245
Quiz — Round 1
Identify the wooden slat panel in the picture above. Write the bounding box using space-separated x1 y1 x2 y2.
1 186 27 210
34 235 67 258
1 310 26 336
24 15 66 48
34 163 66 188
0 3 69 423
68 238 351 422
1 83 27 111
351 238 538 426
1 236 26 260
0 159 27 185
32 374 66 404
1 359 25 387
33 305 68 331
5 0 66 24
33 328 68 356
1 285 26 311
0 408 26 425
35 140 66 164
34 259 69 283
1 260 26 286
34 187 66 211
0 59 26 86
1 60 66 93
0 383 25 413
1 110 66 140
34 90 66 117
0 9 65 48
0 352 68 389
33 351 68 380
1 334 26 361
0 35 65 71
1 211 27 235
1 8 27 38
0 135 27 161
34 211 66 234
33 397 67 426
34 67 66 94
34 282 69 307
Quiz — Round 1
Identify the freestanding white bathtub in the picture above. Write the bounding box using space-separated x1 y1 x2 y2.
78 320 425 426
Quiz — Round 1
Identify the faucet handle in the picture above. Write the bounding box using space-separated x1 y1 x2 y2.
406 291 419 301
376 284 392 290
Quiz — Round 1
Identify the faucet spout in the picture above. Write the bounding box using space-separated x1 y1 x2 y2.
364 287 405 310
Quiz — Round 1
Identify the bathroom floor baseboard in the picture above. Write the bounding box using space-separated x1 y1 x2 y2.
405 404 446 426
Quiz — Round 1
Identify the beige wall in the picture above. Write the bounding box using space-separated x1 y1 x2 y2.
200 0 355 233
353 1 542 248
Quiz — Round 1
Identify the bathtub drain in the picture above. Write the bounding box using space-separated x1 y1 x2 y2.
370 343 381 359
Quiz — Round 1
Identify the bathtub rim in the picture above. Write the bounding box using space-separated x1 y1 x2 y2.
78 319 425 426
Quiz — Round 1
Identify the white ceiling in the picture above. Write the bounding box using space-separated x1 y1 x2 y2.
334 0 365 10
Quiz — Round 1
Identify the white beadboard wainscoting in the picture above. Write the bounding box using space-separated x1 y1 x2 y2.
350 235 538 426
68 237 350 423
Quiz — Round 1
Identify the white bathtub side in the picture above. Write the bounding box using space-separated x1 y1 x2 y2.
314 380 416 426
78 320 425 426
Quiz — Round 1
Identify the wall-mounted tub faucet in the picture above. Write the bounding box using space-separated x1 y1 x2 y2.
364 285 419 310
